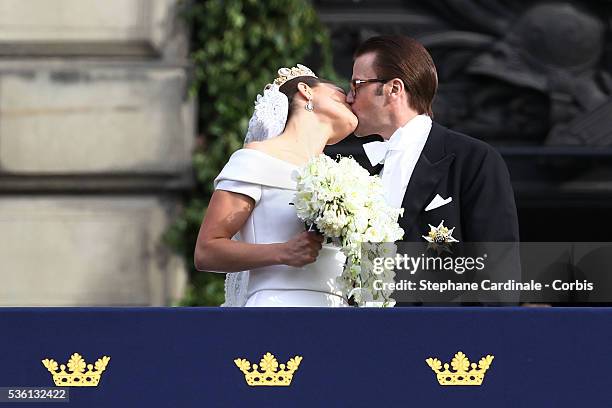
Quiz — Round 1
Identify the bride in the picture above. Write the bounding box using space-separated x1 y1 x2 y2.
194 64 358 307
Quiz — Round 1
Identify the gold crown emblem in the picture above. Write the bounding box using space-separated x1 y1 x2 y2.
234 352 302 386
426 351 494 386
42 353 110 387
273 64 317 87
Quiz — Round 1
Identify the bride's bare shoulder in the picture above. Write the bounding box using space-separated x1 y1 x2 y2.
244 139 277 153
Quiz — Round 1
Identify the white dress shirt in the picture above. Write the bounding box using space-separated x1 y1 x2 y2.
364 114 432 208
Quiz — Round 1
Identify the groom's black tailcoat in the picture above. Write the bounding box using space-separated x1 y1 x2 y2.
387 122 520 306
396 122 519 243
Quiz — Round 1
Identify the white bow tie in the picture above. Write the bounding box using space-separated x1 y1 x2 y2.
363 140 390 166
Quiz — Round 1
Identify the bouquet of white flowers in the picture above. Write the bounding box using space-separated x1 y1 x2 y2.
292 154 404 306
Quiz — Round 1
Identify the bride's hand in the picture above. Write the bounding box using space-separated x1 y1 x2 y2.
280 231 324 267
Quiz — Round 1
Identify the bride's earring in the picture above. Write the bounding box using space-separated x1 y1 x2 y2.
305 98 314 112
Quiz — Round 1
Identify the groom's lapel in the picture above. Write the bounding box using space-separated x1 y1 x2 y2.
400 123 455 233
370 163 384 176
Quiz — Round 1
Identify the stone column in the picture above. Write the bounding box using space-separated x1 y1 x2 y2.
0 0 192 305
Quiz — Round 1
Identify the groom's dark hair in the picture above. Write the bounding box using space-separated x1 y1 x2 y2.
354 35 437 117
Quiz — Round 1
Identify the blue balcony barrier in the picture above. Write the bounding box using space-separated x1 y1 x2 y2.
0 307 610 407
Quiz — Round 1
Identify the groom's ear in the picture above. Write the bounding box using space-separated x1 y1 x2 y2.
388 78 405 97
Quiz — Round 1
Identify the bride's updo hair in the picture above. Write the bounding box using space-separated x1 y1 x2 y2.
279 76 335 121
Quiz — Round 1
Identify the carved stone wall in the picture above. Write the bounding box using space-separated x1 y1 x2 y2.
315 0 612 146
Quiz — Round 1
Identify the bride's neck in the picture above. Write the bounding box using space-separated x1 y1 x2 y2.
277 114 332 158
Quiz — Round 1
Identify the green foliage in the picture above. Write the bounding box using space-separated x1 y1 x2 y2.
165 0 337 305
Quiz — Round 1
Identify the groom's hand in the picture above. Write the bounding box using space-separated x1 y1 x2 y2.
281 231 324 267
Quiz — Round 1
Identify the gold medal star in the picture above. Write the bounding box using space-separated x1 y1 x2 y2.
422 220 459 244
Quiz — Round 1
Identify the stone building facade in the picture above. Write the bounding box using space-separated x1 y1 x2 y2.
0 0 193 305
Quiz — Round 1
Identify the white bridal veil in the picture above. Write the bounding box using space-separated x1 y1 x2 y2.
221 83 290 306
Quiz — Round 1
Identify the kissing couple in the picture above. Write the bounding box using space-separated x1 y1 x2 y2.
194 35 519 307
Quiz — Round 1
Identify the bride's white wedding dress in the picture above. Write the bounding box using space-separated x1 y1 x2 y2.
214 149 348 307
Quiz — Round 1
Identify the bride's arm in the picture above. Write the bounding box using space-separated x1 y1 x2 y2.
194 190 323 272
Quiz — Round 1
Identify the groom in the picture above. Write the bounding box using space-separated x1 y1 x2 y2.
347 35 519 243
